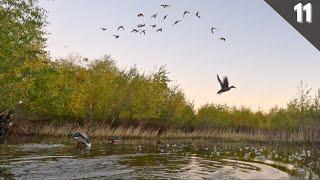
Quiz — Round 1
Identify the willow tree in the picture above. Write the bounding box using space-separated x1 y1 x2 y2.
0 0 47 109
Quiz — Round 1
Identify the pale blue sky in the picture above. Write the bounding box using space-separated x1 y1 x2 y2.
39 0 320 110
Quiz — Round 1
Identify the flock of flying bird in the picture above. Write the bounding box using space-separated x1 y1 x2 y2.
98 3 233 94
99 4 226 41
99 4 234 95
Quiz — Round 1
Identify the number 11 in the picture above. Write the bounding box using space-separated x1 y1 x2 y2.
294 3 312 23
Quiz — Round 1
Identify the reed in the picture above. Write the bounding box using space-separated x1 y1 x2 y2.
10 121 320 143
12 122 159 138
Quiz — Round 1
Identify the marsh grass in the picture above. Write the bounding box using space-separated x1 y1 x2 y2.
12 121 159 138
10 121 319 143
161 129 314 143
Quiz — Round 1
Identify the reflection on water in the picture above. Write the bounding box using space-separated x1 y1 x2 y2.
0 137 319 179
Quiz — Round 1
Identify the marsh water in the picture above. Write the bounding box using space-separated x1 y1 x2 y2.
0 137 319 179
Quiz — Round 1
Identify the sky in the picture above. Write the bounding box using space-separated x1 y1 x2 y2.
39 0 320 111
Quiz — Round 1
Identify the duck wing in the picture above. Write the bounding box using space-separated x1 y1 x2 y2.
222 77 229 87
79 132 90 141
217 75 223 87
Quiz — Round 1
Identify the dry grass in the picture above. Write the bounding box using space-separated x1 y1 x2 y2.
11 121 159 138
161 129 319 143
9 121 319 143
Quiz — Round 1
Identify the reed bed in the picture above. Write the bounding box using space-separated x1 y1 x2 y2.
10 121 320 143
11 122 159 138
161 129 314 143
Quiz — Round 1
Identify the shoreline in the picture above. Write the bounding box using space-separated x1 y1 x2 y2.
8 121 320 144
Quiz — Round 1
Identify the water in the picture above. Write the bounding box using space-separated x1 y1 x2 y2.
1 137 319 179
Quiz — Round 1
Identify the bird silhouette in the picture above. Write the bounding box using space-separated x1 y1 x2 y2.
150 24 157 28
131 28 139 33
183 11 190 17
211 27 217 34
173 20 181 25
156 28 162 32
100 27 107 31
161 4 170 8
138 13 144 17
219 37 226 41
196 12 201 18
113 35 120 39
117 26 124 31
137 24 145 28
163 15 168 21
140 30 146 35
151 13 157 18
217 75 236 94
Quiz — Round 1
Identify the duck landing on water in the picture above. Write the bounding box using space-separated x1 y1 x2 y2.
69 131 91 148
217 74 236 94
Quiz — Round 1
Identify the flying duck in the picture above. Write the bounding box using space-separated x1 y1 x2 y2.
100 27 107 31
217 75 236 94
161 4 170 8
131 28 139 33
163 15 168 21
183 11 190 17
117 26 124 31
137 24 146 28
211 27 217 34
113 35 120 39
173 20 181 25
196 12 201 18
140 30 146 35
151 13 157 19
